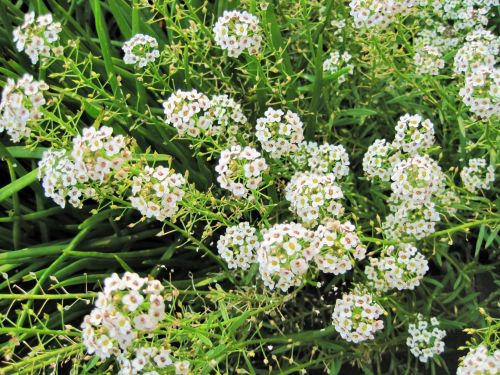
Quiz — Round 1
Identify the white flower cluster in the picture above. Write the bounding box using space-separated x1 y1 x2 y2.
460 158 495 193
0 74 48 142
257 223 314 292
459 66 499 120
349 0 417 29
71 126 132 182
457 344 500 375
383 201 440 240
163 90 247 142
117 347 190 375
285 172 344 227
215 145 268 198
414 45 445 76
413 26 461 76
39 149 96 209
365 243 429 292
323 51 354 84
203 94 248 141
12 12 62 64
362 139 400 181
432 0 498 31
122 34 160 68
407 314 446 363
130 165 185 222
454 29 499 120
39 126 132 208
81 273 166 360
364 114 446 240
393 114 435 154
256 108 304 159
217 222 259 270
213 10 263 57
163 89 211 137
454 29 498 75
310 220 366 275
292 141 350 178
390 154 445 204
332 291 385 343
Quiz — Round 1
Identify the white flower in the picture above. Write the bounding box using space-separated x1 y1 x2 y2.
365 243 429 292
332 291 384 343
390 154 445 205
256 108 304 159
82 273 169 364
12 12 62 64
291 141 350 178
311 220 366 275
122 34 160 68
362 139 400 181
457 344 500 375
0 74 48 142
392 114 435 154
217 222 259 270
213 10 262 57
460 158 495 193
129 165 186 222
406 314 446 363
285 172 344 227
323 50 354 84
215 145 268 198
257 223 315 292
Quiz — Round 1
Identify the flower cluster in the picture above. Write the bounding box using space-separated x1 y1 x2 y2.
413 26 461 76
310 220 366 275
454 29 499 119
122 34 160 68
453 29 498 75
163 90 211 137
459 66 499 120
390 154 445 204
163 91 248 143
414 45 445 76
130 165 185 222
117 346 178 375
383 201 440 240
256 108 304 159
332 291 385 343
291 141 350 178
407 314 446 363
71 126 132 182
39 149 96 209
322 51 354 84
13 12 62 64
432 0 497 31
217 222 259 270
39 126 132 208
203 94 248 142
365 243 429 292
213 10 263 57
215 145 268 198
362 139 400 181
257 223 314 292
393 114 435 154
457 344 500 375
285 172 344 227
349 0 417 29
364 114 447 240
460 158 495 193
0 74 48 143
81 273 167 360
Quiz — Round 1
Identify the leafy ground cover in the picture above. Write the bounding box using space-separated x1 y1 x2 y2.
0 0 498 374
